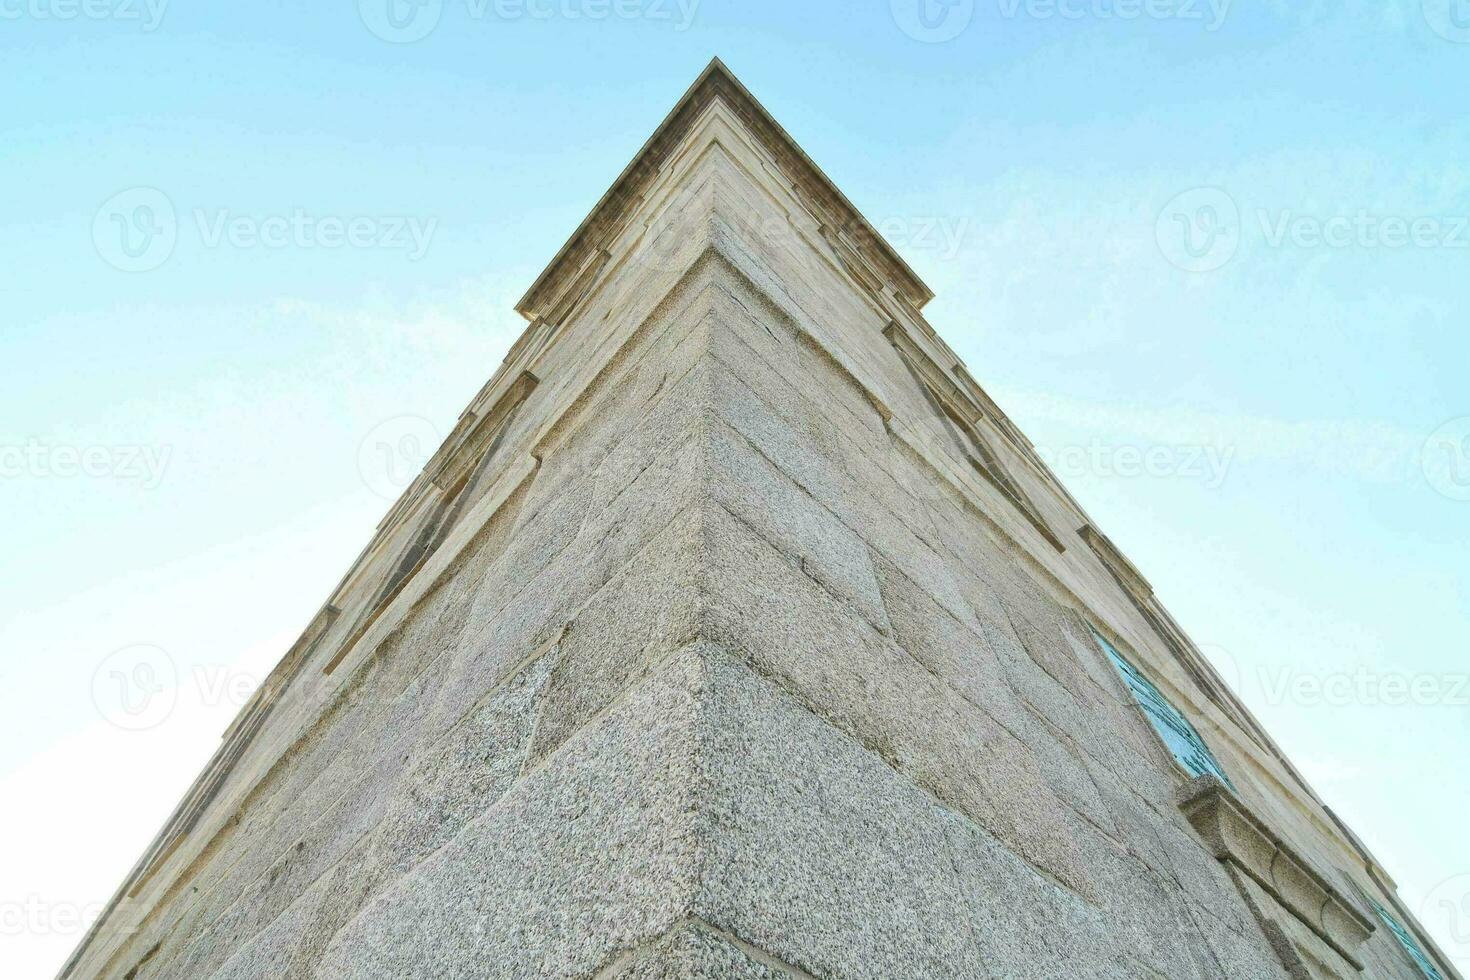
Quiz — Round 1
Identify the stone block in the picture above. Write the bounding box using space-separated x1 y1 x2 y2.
690 647 1131 980
708 420 889 633
313 649 710 980
528 500 710 762
696 500 1092 899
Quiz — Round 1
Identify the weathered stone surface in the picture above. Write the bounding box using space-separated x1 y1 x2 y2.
375 654 558 874
707 419 890 634
528 497 709 763
690 646 1124 980
313 650 708 980
609 922 792 980
62 60 1452 980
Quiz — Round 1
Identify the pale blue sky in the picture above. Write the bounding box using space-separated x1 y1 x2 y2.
2 2 1468 977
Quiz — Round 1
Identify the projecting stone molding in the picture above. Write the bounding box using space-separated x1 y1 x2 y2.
1180 775 1378 976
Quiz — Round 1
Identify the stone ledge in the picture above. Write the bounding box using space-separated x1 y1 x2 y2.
1178 775 1375 970
516 58 934 324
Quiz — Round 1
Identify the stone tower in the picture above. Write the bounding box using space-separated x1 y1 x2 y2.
62 60 1458 980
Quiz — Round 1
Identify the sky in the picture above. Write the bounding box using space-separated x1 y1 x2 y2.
2 1 1468 977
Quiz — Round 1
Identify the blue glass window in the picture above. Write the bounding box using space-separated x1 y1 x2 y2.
1372 900 1445 980
1093 630 1234 789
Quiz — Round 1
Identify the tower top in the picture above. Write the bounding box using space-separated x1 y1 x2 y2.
515 57 935 322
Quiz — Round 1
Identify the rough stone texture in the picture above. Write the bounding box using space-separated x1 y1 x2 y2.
312 651 707 980
598 921 800 980
63 61 1457 980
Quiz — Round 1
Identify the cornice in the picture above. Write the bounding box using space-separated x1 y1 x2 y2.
515 57 934 324
1179 775 1376 970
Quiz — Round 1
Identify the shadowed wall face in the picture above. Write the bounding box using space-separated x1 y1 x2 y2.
64 68 1455 980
